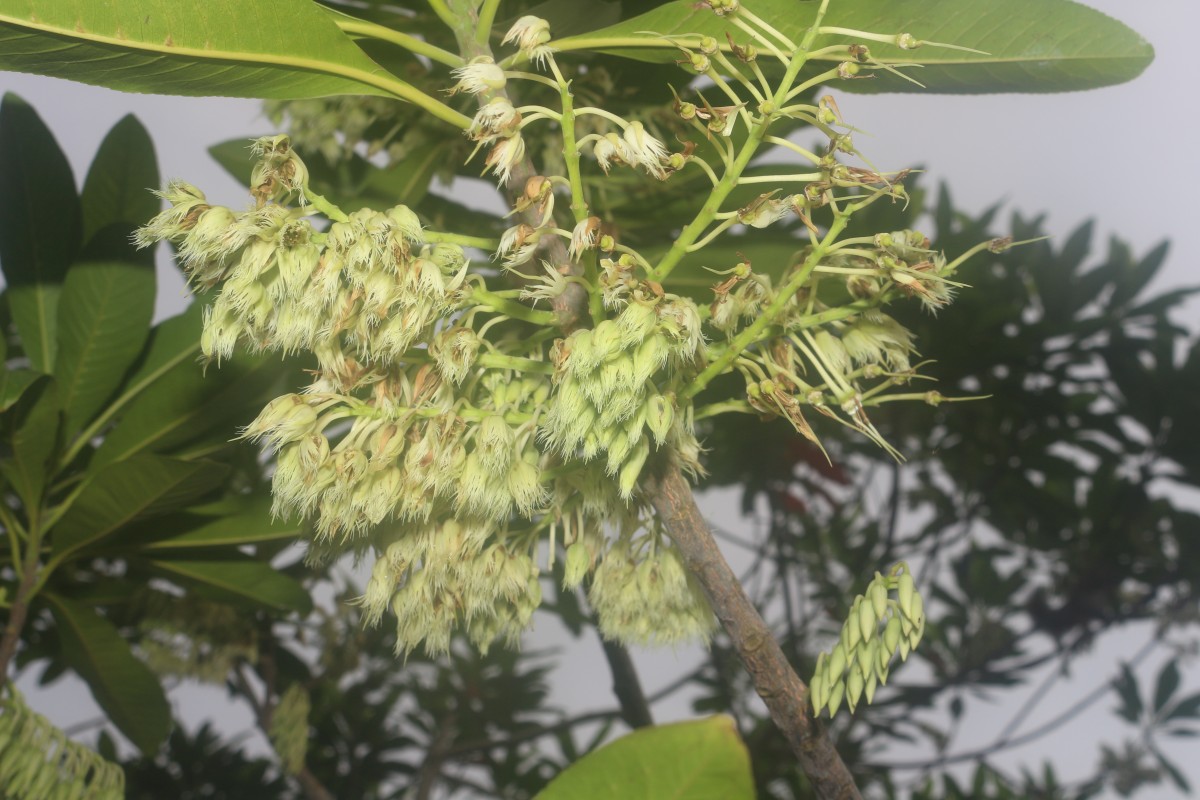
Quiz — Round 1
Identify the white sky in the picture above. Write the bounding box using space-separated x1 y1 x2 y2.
2 0 1198 795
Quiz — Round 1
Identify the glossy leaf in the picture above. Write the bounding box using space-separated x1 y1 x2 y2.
51 454 229 559
44 593 171 754
0 93 81 373
137 495 303 550
147 557 313 614
80 114 161 243
55 226 155 437
534 716 754 800
554 0 1153 94
0 0 398 100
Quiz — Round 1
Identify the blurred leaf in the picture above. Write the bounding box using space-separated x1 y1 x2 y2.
555 0 1153 94
80 114 161 242
0 93 81 372
1153 659 1181 714
147 557 312 614
534 716 754 800
44 592 171 754
55 226 155 436
1165 693 1200 723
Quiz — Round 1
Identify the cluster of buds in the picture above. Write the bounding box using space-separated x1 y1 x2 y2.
265 97 415 164
809 565 926 717
502 15 554 67
135 138 467 381
358 520 542 655
454 57 526 184
542 295 704 497
586 535 716 645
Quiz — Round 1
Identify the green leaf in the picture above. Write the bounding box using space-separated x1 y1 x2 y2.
555 0 1153 94
137 495 303 550
534 716 754 800
0 93 81 373
0 377 60 508
1113 662 1143 723
147 557 312 614
1153 659 1181 714
51 454 229 560
55 226 155 437
80 114 161 243
0 0 398 100
0 367 41 412
43 592 171 754
1165 692 1200 723
93 347 290 465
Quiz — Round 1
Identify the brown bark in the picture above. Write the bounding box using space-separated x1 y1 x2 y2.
0 548 41 682
643 462 863 800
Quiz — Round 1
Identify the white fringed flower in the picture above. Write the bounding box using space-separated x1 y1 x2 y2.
451 57 507 94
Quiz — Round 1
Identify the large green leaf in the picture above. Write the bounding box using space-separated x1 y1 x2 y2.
0 0 399 100
0 377 60 508
553 0 1153 94
55 226 155 437
44 593 171 754
137 495 303 551
0 93 81 373
80 114 161 243
93 347 290 466
0 367 41 412
147 557 313 614
534 717 754 800
51 454 229 559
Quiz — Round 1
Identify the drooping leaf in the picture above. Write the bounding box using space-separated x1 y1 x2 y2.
137 495 303 551
51 454 229 560
43 593 171 754
54 225 155 437
0 93 81 373
80 114 161 243
534 716 754 800
554 0 1153 94
146 557 313 614
0 0 401 100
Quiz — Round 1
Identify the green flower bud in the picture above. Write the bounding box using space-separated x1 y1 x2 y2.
847 665 864 712
864 669 878 705
897 571 915 618
646 392 675 446
827 679 845 717
884 614 902 655
828 643 847 679
618 437 651 498
858 595 877 642
563 541 591 588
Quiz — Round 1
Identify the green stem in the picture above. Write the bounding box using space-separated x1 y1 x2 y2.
336 18 464 67
471 288 558 325
426 0 458 29
0 509 46 680
683 211 850 401
477 353 554 375
425 231 500 250
305 190 349 223
477 0 502 45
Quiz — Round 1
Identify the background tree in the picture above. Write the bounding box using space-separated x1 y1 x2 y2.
3 1 1191 799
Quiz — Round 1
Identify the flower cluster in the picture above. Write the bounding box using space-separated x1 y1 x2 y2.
808 565 926 717
543 295 704 498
